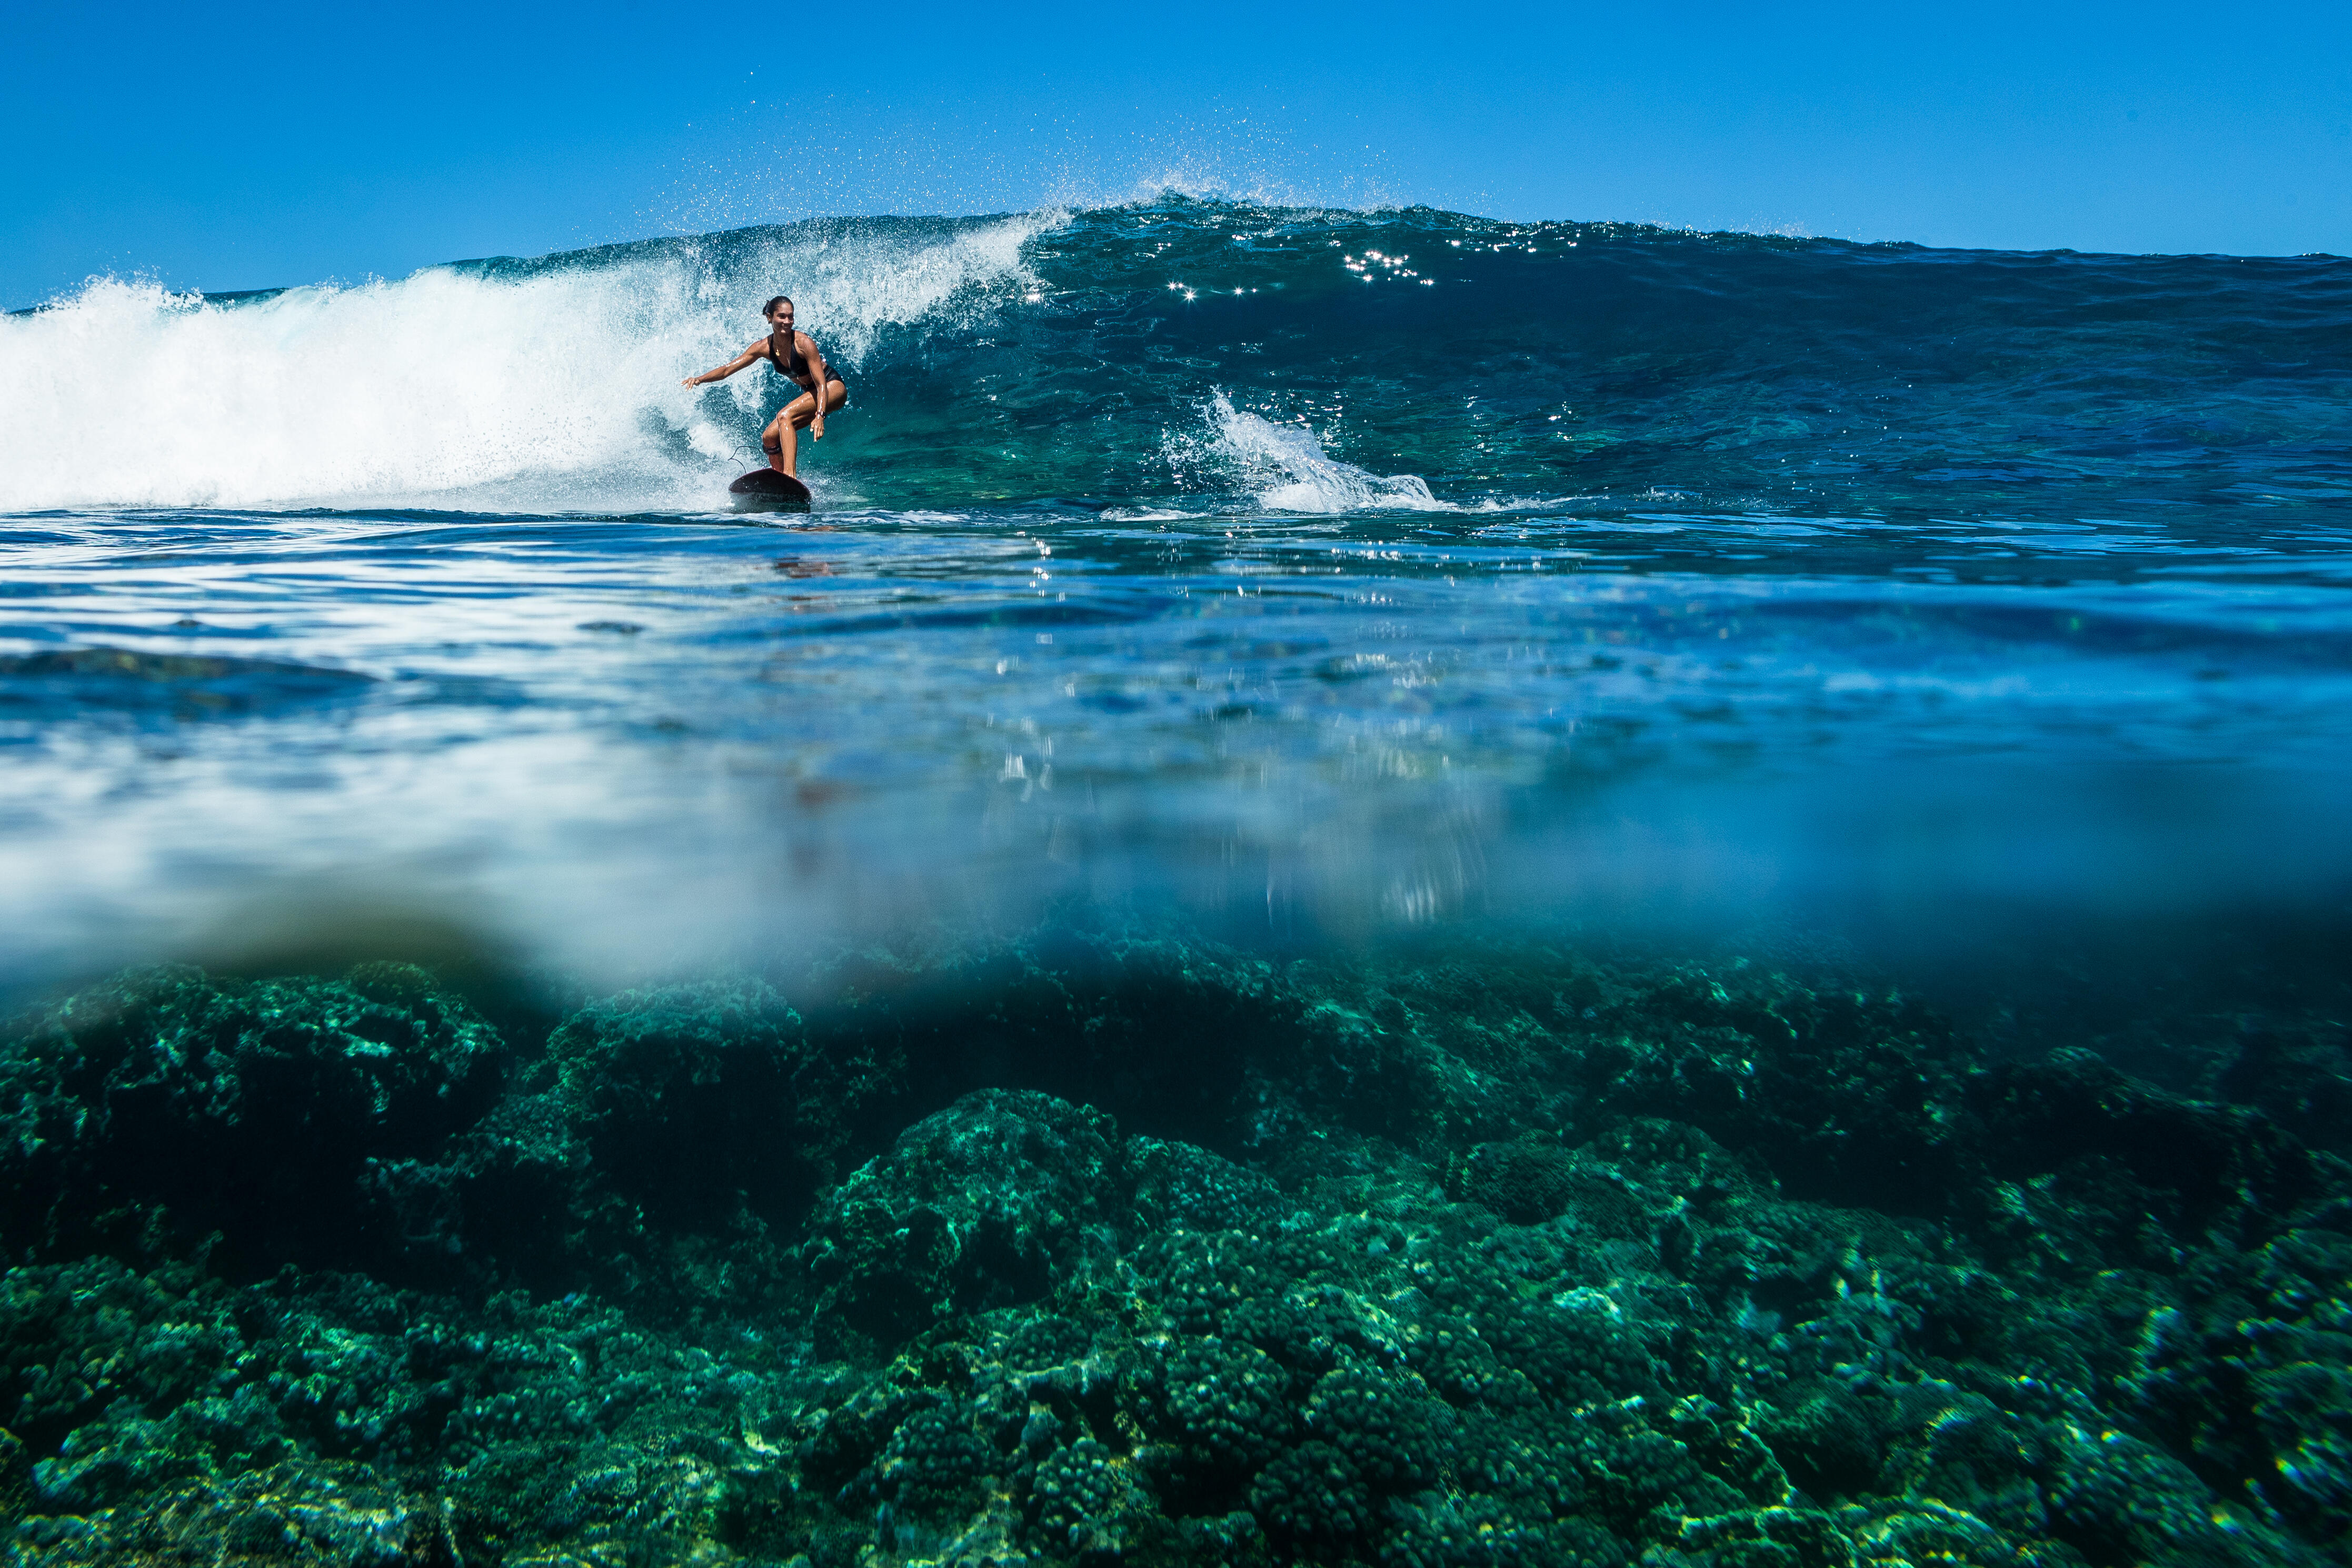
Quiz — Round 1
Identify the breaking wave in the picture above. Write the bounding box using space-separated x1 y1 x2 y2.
3 196 2346 520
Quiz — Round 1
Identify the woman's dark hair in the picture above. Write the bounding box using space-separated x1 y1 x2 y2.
762 295 793 318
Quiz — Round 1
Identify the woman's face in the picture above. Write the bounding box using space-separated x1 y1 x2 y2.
768 304 795 332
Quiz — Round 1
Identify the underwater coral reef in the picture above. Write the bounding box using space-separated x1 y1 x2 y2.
3 934 2350 1566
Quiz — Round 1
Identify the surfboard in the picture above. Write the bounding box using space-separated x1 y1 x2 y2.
728 468 812 512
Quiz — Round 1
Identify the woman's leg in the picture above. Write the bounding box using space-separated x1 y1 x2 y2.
767 385 846 474
765 392 817 474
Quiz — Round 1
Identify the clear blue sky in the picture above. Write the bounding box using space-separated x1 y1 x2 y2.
5 0 2347 308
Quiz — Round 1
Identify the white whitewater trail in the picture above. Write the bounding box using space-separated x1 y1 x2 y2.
0 213 1060 513
1193 393 1447 514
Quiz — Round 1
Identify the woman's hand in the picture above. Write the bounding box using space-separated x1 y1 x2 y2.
680 375 701 388
811 416 825 440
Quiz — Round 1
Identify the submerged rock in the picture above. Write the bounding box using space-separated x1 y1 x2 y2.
0 963 506 1278
798 1089 1126 1359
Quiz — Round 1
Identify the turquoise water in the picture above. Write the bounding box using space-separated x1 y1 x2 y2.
1 199 2349 1564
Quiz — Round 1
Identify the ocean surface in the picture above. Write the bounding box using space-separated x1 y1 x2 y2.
2 199 2349 1565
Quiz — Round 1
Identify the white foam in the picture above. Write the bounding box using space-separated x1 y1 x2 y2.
0 213 1062 513
1180 393 1449 514
1100 506 1209 522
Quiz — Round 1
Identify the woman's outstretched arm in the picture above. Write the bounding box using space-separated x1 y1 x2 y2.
681 343 763 388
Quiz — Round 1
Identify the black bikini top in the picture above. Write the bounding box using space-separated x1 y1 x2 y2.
767 329 824 389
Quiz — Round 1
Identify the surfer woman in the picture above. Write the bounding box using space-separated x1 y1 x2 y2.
681 296 848 478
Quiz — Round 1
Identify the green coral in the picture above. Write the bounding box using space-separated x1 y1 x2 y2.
0 932 2345 1568
1031 1437 1148 1555
1153 1336 1294 1472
